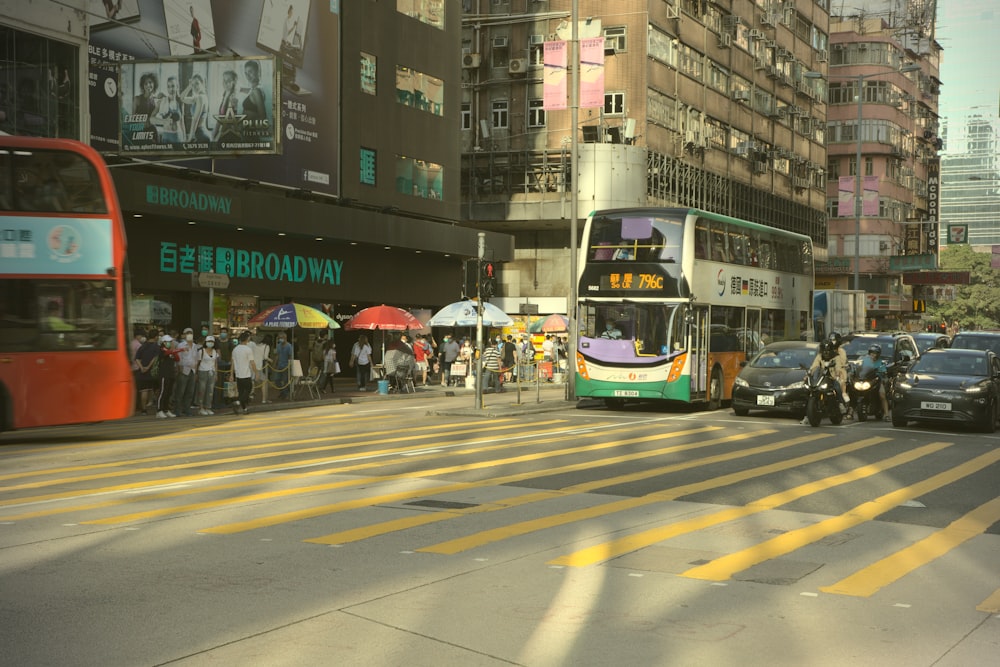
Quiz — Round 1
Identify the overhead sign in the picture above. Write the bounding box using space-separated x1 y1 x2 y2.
902 271 970 285
889 254 937 272
194 272 230 289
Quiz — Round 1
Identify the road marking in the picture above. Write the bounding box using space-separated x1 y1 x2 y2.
551 438 939 568
308 429 780 546
200 426 729 534
680 443 997 582
976 588 1000 614
822 494 1000 597
415 432 831 555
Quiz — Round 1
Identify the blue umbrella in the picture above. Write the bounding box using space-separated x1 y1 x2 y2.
427 300 513 327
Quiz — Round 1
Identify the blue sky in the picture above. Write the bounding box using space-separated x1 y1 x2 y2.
936 0 999 150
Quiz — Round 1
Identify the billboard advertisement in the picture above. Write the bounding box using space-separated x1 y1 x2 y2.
120 56 278 155
89 0 339 196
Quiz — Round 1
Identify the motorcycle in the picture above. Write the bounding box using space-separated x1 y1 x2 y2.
848 362 886 422
804 358 844 427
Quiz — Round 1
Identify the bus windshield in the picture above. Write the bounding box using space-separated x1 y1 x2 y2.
579 302 685 357
587 212 684 263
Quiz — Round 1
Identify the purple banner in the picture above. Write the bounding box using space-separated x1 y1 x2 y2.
543 41 567 111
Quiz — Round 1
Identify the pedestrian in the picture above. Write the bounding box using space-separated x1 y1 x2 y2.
413 334 432 386
482 338 503 392
441 334 460 386
501 334 517 382
319 339 338 393
230 330 257 414
542 334 554 361
214 327 233 408
194 335 218 415
172 327 199 416
273 331 294 399
255 333 272 403
155 335 180 418
311 331 327 375
350 334 373 390
134 327 160 414
130 327 145 412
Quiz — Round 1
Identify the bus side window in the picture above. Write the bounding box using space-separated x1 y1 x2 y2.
695 226 710 260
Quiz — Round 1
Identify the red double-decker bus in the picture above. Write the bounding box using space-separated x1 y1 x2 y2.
0 137 134 431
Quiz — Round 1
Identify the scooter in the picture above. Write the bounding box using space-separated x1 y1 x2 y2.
848 362 885 422
804 359 845 427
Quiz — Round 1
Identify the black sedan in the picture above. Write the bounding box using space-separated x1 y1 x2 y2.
891 348 1000 432
732 341 819 418
912 332 951 355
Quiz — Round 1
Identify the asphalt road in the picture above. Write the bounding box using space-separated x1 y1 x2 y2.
1 393 999 666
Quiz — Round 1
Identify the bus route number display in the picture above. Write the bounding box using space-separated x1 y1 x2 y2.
600 272 664 290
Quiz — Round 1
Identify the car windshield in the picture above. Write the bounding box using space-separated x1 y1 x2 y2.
914 336 944 354
842 337 894 360
950 334 1000 353
914 354 988 376
749 347 814 369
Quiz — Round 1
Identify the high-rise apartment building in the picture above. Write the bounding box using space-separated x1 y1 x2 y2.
461 0 830 315
822 1 941 328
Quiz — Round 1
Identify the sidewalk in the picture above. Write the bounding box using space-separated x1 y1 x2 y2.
142 375 576 420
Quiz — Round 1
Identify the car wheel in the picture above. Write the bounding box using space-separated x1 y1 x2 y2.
979 399 997 434
733 406 749 417
892 410 907 427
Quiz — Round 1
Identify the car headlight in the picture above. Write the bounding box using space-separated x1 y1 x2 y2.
965 382 989 394
734 377 749 388
787 380 805 390
896 380 912 390
853 380 872 391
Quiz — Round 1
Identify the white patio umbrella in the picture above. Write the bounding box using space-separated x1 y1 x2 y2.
427 299 513 328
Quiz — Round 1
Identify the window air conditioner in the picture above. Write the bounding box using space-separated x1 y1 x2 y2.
492 36 509 49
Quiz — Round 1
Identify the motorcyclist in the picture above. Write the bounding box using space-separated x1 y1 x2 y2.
859 343 891 421
809 332 850 414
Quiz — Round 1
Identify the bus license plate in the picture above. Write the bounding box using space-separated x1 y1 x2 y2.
756 395 775 406
614 390 640 397
921 401 951 411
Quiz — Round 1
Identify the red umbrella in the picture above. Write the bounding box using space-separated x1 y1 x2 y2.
344 305 421 331
540 313 570 332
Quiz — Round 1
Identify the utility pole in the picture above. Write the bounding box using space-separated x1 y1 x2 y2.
476 232 484 410
567 0 579 400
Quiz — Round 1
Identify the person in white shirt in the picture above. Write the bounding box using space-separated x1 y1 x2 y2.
195 335 218 415
230 331 257 414
350 334 373 391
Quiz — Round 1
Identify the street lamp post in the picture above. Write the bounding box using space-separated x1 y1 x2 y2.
807 64 921 293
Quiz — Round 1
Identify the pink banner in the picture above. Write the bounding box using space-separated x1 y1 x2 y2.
579 37 605 109
862 175 880 216
543 41 567 111
837 176 854 217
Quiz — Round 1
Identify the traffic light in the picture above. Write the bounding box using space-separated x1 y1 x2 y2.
481 261 498 298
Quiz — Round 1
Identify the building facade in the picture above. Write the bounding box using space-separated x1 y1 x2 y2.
1 0 513 337
940 116 1000 247
460 0 831 315
821 2 942 329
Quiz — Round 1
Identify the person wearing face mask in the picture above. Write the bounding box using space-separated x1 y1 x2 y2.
273 332 294 399
134 327 160 414
172 327 199 416
482 337 503 392
195 335 218 415
213 327 233 409
155 335 180 418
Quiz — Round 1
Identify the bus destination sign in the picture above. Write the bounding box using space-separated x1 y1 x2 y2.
599 272 665 291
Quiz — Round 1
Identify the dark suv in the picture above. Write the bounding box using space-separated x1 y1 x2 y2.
949 331 1000 356
840 331 921 367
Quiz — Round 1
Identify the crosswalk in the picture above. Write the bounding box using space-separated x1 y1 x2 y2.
2 411 999 612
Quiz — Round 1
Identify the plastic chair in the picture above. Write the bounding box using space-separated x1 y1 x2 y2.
294 366 322 400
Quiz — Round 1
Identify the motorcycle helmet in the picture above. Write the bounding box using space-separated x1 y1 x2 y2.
820 340 836 361
868 344 882 358
828 331 843 348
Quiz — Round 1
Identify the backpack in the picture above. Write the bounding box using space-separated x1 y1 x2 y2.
149 356 161 379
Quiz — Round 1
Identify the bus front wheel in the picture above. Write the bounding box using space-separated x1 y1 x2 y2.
604 398 625 410
707 367 723 411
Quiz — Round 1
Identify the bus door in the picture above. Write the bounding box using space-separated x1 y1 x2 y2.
689 305 710 399
745 308 762 357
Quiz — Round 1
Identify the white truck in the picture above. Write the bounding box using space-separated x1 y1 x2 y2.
812 289 866 340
